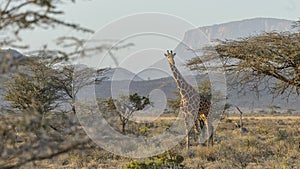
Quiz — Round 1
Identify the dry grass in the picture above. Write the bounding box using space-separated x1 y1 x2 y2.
181 114 300 168
16 113 300 168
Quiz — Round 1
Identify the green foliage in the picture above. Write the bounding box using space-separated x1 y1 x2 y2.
105 93 150 112
139 126 149 136
105 93 151 134
187 31 300 97
129 93 151 110
126 151 185 169
0 0 115 167
4 61 60 114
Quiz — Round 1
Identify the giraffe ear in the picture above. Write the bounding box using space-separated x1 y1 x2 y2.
173 53 176 56
164 53 167 56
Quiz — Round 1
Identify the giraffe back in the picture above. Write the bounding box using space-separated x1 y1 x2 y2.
198 95 211 118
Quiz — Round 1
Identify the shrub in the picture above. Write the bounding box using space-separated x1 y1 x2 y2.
126 151 185 169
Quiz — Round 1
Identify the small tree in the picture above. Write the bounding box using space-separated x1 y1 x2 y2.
1 59 98 168
51 65 106 114
106 93 150 134
129 93 151 110
4 60 60 117
0 1 126 167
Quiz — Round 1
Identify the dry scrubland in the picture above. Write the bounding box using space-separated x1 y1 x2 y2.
12 112 300 169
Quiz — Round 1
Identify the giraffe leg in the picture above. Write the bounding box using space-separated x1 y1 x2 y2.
184 113 190 151
210 125 214 146
205 120 210 148
194 119 200 142
199 119 206 146
206 121 214 147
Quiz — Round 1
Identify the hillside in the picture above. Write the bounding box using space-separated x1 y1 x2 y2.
96 18 299 110
1 18 299 110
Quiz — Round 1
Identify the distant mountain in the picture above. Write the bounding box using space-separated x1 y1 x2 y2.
151 18 295 77
96 74 300 110
97 18 299 110
0 48 27 74
2 18 299 112
188 18 293 44
96 77 177 99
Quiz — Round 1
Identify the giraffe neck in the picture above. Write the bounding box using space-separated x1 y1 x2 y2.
169 64 195 97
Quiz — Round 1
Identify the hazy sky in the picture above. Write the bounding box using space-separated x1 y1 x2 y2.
17 0 300 73
61 0 299 30
20 0 300 50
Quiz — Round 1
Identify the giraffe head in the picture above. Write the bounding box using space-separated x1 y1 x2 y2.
164 50 176 65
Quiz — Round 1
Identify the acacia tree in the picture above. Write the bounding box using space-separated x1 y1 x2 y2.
51 64 107 114
187 25 300 97
5 60 59 114
0 1 117 167
1 59 94 168
106 93 150 134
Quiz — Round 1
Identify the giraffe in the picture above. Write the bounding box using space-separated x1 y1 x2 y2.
164 50 213 151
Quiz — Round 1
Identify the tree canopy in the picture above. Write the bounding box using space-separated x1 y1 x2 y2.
105 93 151 134
187 27 300 97
0 1 110 167
4 60 60 114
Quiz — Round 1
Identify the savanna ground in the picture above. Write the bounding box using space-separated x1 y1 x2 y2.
13 110 300 169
